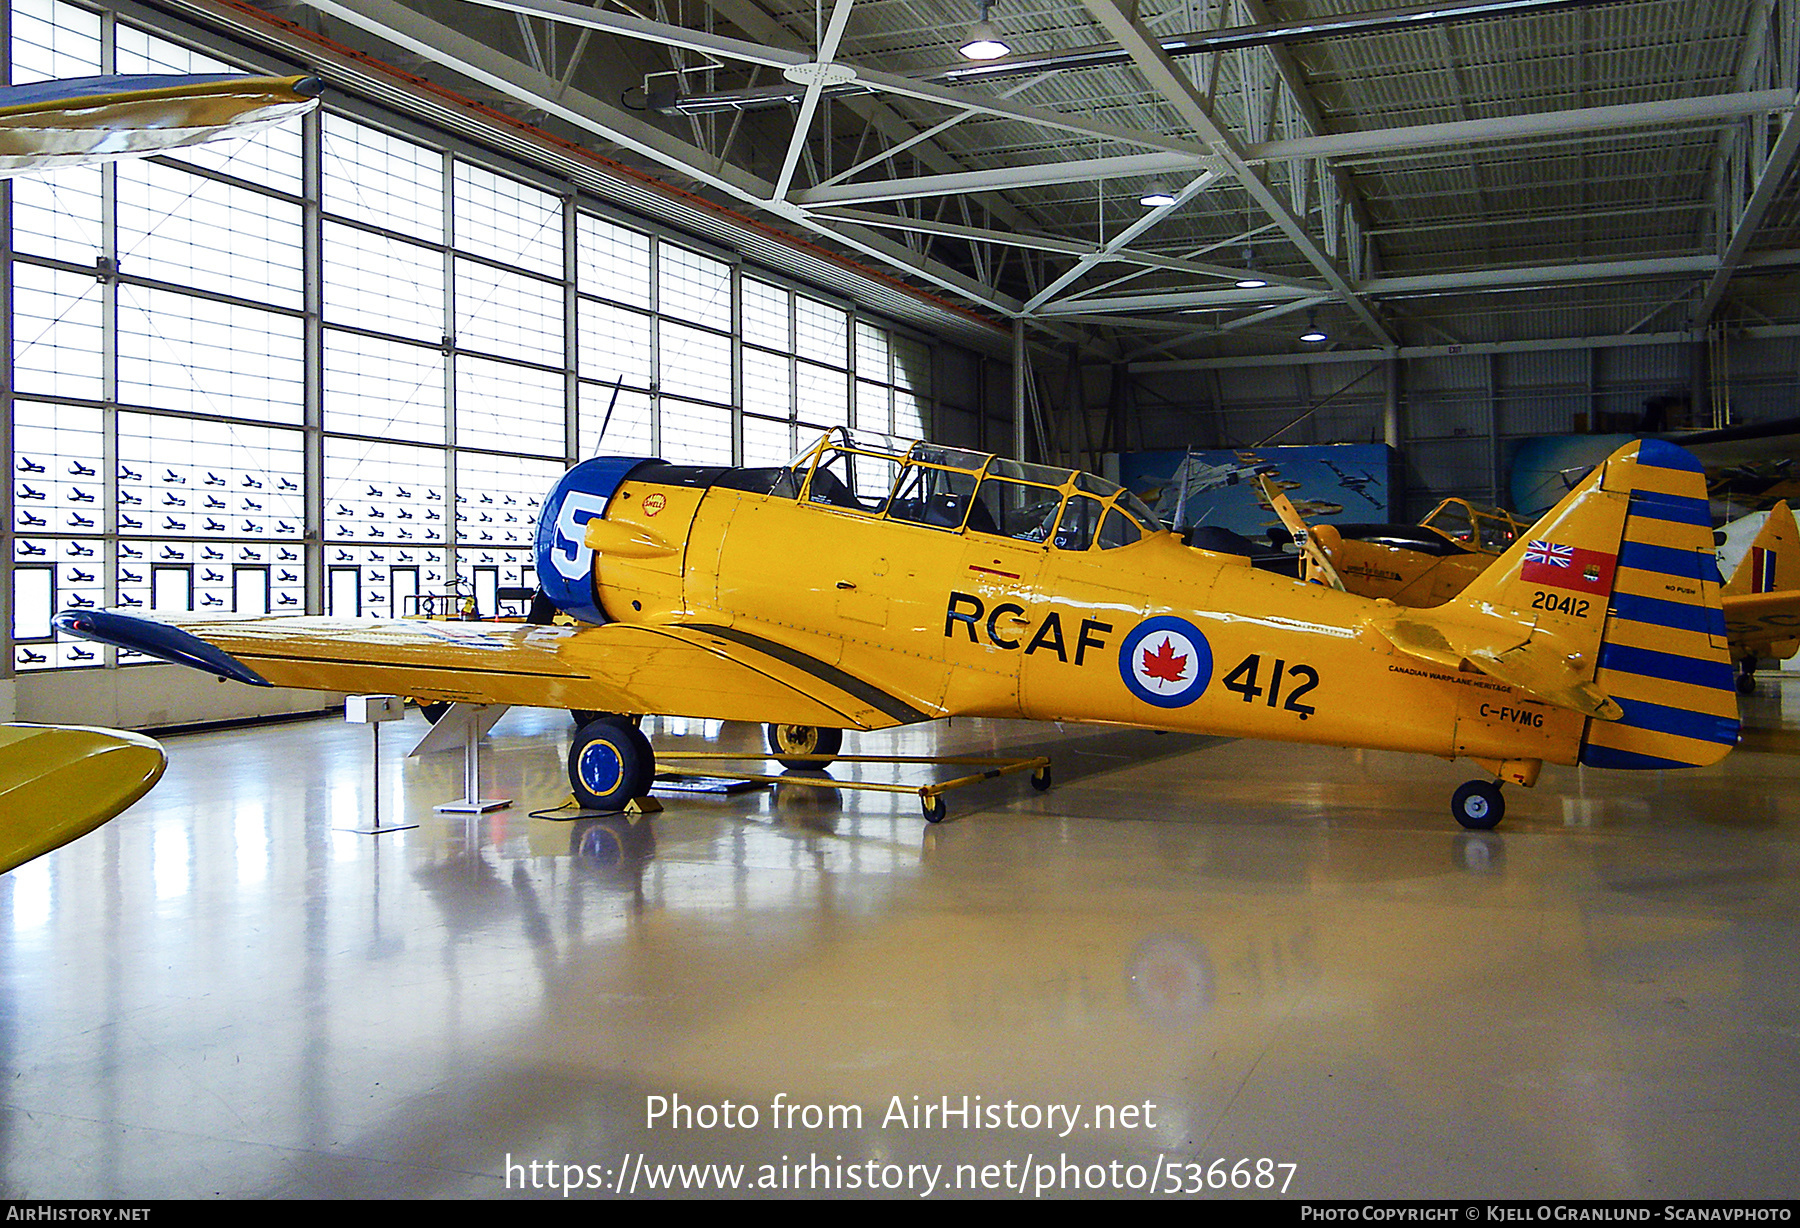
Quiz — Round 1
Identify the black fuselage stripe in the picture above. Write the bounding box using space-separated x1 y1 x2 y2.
684 623 930 724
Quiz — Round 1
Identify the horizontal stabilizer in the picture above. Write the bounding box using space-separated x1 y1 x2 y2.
1368 607 1622 720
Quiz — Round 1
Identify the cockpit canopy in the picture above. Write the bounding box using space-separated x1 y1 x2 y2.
784 429 1163 551
1419 497 1526 554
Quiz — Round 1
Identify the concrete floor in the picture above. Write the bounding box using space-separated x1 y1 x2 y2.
4 682 1800 1200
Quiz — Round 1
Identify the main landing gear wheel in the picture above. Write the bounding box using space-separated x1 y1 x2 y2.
1451 780 1505 830
418 701 450 724
568 718 656 813
921 795 947 824
1030 765 1053 792
766 723 843 770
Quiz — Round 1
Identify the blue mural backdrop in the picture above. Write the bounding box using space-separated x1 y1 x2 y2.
1505 434 1635 518
1119 444 1397 538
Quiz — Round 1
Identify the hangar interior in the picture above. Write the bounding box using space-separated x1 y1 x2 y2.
2 0 1799 1200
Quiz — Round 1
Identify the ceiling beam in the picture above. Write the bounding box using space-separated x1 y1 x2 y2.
1034 250 1800 316
445 0 1223 159
303 0 1024 315
794 89 1796 208
1249 89 1795 163
795 152 1217 204
1074 0 1394 345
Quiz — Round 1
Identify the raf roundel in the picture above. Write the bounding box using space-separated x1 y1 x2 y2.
1119 616 1213 708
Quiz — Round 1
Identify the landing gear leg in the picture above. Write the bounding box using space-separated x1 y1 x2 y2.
1451 779 1505 830
568 717 656 812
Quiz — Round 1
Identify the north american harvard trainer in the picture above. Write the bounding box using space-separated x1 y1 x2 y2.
59 432 1737 829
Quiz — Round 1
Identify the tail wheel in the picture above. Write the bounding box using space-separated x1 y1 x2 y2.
766 724 844 770
568 718 656 812
1737 658 1759 695
1451 780 1505 830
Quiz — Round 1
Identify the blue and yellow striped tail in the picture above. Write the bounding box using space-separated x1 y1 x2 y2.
1580 439 1738 770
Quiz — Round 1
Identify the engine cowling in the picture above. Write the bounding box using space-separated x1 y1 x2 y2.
534 457 657 625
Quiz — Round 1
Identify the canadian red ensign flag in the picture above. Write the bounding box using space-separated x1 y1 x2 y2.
1520 539 1615 594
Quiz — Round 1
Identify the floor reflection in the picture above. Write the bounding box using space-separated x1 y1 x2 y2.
0 699 1796 1198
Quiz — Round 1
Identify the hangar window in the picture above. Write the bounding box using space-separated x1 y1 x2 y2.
1 0 942 672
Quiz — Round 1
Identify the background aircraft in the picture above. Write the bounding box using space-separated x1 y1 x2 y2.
1718 501 1800 690
0 73 321 175
1263 481 1527 608
60 434 1736 831
0 725 166 873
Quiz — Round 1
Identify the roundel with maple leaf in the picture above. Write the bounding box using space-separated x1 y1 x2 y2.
1118 615 1213 708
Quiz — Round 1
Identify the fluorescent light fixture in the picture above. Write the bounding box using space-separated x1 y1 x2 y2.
1235 277 1268 289
1299 327 1329 343
1139 181 1176 207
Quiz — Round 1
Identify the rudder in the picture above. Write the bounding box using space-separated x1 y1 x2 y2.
1581 439 1738 769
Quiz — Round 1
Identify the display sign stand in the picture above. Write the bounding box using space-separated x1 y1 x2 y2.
407 701 512 814
342 695 419 835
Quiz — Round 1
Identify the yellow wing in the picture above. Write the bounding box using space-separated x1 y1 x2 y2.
1723 590 1800 661
0 725 166 873
55 609 936 733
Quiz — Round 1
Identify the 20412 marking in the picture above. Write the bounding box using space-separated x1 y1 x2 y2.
1221 654 1318 720
1531 590 1591 617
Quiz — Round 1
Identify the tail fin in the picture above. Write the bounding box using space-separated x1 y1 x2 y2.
1723 500 1799 597
1452 438 1737 770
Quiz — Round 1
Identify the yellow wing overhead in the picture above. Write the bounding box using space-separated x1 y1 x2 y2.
60 610 937 733
0 73 322 176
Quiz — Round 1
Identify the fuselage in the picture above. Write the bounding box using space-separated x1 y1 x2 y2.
581 459 1583 771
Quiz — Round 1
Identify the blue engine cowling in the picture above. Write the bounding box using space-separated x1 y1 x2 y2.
534 457 658 625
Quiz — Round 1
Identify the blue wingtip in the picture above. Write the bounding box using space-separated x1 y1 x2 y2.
52 609 272 687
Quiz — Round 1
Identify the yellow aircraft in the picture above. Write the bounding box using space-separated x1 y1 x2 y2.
0 73 321 176
0 724 166 872
1268 485 1528 608
56 433 1737 830
1719 500 1800 690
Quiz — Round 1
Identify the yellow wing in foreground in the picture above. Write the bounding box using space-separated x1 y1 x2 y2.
0 725 167 873
63 610 937 733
